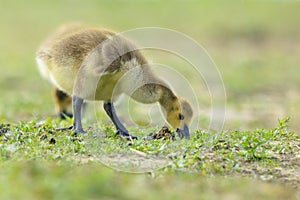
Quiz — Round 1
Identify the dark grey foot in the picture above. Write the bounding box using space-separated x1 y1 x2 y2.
55 126 73 131
54 125 86 134
74 127 87 134
59 111 73 120
116 130 138 140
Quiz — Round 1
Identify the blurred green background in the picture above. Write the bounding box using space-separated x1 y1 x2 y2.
1 0 300 131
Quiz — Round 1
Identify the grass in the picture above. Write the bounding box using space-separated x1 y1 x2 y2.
0 0 300 199
0 117 299 199
0 161 297 200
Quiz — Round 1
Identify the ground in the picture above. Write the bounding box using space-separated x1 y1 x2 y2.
0 0 299 199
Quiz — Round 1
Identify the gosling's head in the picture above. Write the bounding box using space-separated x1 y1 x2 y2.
165 97 193 139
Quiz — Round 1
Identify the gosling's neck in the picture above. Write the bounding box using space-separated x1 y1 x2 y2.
158 85 178 111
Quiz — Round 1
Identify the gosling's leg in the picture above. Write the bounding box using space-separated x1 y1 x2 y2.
103 102 137 139
72 96 86 134
52 87 73 119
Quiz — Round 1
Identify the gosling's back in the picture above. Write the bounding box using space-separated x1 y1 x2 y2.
36 25 148 101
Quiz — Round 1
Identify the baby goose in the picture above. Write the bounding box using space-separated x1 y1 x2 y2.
36 24 193 139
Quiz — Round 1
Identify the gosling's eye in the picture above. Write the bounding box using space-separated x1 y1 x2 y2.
178 113 184 120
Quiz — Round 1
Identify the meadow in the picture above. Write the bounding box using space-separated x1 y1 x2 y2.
0 0 299 199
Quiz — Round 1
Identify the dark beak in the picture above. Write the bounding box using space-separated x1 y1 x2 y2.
176 124 190 139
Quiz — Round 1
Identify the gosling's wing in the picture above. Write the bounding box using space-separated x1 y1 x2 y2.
90 35 148 76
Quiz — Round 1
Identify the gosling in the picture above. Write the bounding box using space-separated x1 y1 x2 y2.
36 24 193 139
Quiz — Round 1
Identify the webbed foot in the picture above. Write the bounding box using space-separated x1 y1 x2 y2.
116 130 138 140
